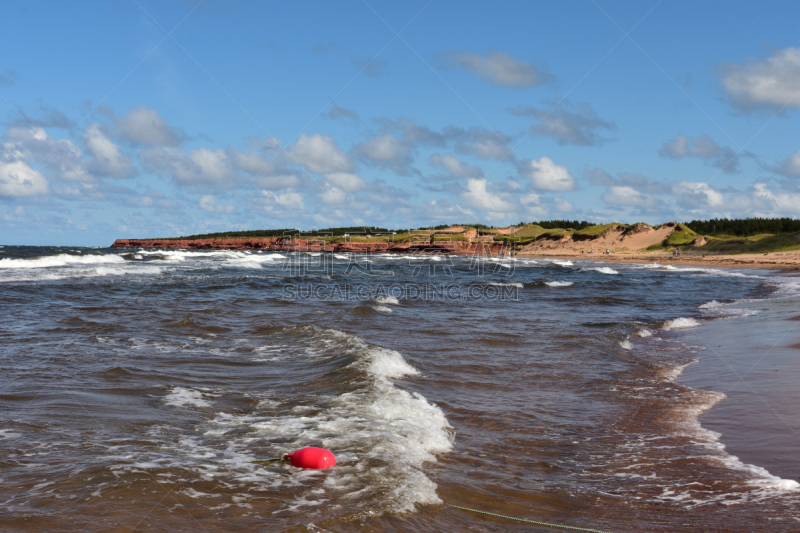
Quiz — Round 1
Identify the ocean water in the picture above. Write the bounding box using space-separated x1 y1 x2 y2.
0 246 798 532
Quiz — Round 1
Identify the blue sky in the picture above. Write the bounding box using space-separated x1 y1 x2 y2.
1 0 799 245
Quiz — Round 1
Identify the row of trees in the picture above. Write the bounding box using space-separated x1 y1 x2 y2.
684 217 800 237
172 218 799 240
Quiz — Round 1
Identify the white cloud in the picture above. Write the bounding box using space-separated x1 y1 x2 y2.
519 156 576 191
229 149 300 189
554 197 574 212
289 133 353 174
461 178 515 213
672 181 726 209
355 120 445 175
324 172 367 192
451 128 512 160
719 47 800 111
199 195 234 213
319 185 347 205
0 160 49 196
660 134 718 158
116 105 181 145
84 124 136 178
749 182 800 215
519 193 548 218
429 153 483 178
448 50 551 87
141 146 237 187
3 126 91 183
602 186 659 208
356 133 406 162
263 190 304 210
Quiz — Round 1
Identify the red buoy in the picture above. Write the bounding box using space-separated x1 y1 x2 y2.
285 447 336 469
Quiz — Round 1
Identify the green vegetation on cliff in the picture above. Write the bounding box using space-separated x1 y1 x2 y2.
685 217 800 237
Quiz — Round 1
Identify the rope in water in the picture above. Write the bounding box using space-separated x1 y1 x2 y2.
251 454 289 464
447 504 615 533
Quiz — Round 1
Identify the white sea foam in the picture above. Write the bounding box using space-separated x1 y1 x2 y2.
374 295 400 305
663 317 700 330
545 281 573 287
361 346 420 379
128 329 453 516
619 340 633 350
489 282 523 288
0 429 21 439
594 266 619 275
0 253 126 269
636 328 653 338
699 300 724 309
334 254 350 260
371 305 393 313
552 259 573 267
164 387 213 408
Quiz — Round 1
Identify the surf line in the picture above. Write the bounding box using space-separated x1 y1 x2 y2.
446 503 615 533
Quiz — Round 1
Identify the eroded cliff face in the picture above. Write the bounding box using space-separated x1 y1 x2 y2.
110 238 506 255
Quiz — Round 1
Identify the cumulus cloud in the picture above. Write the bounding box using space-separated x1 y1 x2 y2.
116 106 182 145
749 182 800 215
586 168 671 194
429 153 483 178
461 178 515 213
3 126 93 183
199 195 234 213
719 47 800 111
324 172 367 192
518 156 576 191
553 197 574 213
602 186 659 208
0 160 49 196
83 124 136 179
263 190 304 210
141 146 237 187
450 127 513 160
229 149 301 189
355 119 445 175
448 50 552 87
289 133 353 174
672 181 726 209
354 133 410 172
659 134 740 173
509 101 615 146
318 185 347 205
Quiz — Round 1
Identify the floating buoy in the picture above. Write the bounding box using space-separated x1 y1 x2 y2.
285 446 336 469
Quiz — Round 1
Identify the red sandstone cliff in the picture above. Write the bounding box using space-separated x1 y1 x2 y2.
110 238 504 255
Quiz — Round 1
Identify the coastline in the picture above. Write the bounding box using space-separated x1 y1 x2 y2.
674 291 800 485
515 250 800 272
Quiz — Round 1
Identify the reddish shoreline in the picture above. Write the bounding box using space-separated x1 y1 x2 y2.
110 238 503 256
111 238 800 272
